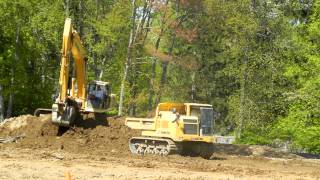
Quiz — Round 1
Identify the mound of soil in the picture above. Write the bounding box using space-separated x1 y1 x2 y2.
0 115 140 157
0 115 57 137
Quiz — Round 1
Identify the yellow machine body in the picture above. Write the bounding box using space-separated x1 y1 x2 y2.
126 103 216 158
35 18 112 127
59 18 87 108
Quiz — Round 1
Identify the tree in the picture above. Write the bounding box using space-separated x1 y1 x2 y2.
273 0 320 153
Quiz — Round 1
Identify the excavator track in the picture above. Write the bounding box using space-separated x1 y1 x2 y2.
129 137 213 159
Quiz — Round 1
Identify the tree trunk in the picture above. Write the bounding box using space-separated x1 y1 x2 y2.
142 8 153 44
92 53 100 79
119 62 130 116
6 93 13 119
118 0 136 116
133 1 149 43
0 84 4 122
64 0 70 17
154 0 185 105
148 0 169 110
98 67 104 81
78 0 84 37
148 57 157 111
191 72 196 101
6 25 20 119
128 1 151 115
155 34 176 105
237 56 248 139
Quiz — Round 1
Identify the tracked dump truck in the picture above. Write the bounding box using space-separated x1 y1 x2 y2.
125 103 216 159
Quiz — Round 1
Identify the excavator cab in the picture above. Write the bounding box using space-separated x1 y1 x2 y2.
86 81 111 110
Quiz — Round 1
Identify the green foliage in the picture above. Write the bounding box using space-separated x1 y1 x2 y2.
106 108 118 116
236 127 273 145
0 0 63 116
270 0 320 153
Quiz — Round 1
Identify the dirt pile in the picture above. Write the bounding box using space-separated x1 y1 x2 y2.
0 115 139 157
0 115 57 137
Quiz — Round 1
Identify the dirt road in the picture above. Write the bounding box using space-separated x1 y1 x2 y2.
0 146 319 180
0 115 319 179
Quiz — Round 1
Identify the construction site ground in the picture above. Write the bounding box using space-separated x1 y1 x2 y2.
0 115 319 179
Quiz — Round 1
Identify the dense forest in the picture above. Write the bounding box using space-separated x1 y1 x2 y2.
0 0 319 153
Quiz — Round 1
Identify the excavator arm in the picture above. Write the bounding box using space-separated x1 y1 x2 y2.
36 18 112 127
59 18 87 104
52 18 88 126
70 30 86 102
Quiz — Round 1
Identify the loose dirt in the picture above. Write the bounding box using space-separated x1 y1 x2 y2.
0 115 319 179
0 115 139 157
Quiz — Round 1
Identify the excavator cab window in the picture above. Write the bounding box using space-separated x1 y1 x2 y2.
87 82 109 109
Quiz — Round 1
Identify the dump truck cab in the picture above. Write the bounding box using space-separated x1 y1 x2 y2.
180 103 214 138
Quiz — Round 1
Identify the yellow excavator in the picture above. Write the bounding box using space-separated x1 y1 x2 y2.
35 18 112 127
125 103 216 159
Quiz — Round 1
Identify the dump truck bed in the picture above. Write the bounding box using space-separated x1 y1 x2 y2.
125 117 155 130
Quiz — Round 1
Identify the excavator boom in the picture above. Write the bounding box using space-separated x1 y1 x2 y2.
35 18 113 127
59 18 87 104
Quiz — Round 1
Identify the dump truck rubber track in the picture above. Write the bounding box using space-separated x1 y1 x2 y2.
129 137 179 156
129 137 213 159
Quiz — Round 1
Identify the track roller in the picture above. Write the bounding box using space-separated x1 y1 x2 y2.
129 137 177 156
